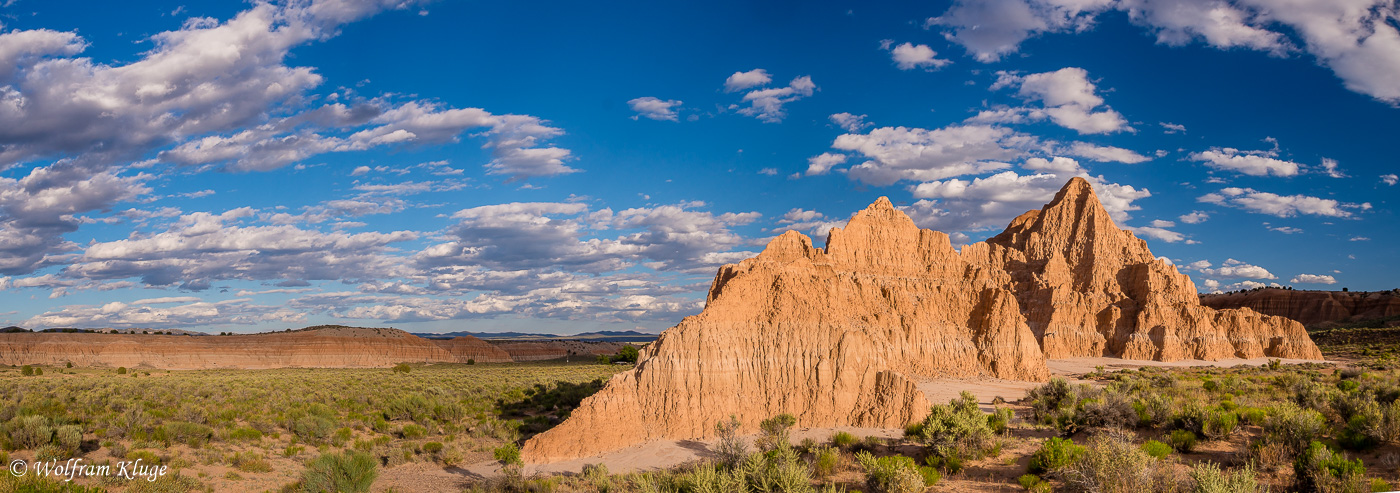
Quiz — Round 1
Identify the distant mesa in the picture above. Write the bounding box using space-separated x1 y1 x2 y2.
1201 288 1400 329
0 325 620 369
522 177 1323 462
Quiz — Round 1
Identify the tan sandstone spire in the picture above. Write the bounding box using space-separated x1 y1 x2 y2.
521 178 1322 462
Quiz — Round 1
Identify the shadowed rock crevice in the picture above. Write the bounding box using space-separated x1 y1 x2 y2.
522 177 1323 463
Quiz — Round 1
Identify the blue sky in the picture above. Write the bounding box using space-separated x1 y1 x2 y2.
0 0 1396 334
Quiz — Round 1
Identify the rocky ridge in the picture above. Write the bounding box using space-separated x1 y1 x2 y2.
1200 288 1400 328
522 177 1322 462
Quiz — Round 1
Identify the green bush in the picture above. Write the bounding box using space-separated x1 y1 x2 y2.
20 365 33 376
493 443 522 466
1019 473 1051 492
157 421 213 446
1202 410 1238 440
423 441 444 454
1190 461 1263 493
1295 441 1367 493
392 363 411 373
1169 429 1198 453
117 366 127 375
812 446 841 479
228 426 263 442
917 465 941 486
1141 439 1172 459
855 451 924 493
757 413 796 452
300 450 378 493
830 431 857 449
989 407 1015 434
1028 437 1084 474
1237 407 1267 426
230 451 273 473
910 391 995 464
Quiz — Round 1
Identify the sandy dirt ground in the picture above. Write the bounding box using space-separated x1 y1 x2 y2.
494 356 1329 475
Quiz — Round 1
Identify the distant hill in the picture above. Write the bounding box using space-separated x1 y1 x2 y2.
414 330 658 343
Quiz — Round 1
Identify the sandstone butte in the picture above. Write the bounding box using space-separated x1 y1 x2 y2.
522 177 1323 462
0 326 514 369
1201 288 1400 328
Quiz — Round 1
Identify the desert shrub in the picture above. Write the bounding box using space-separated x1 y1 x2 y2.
423 441 444 454
230 451 273 473
580 463 612 492
1237 407 1267 426
990 407 1015 434
300 450 378 493
1169 430 1198 453
1134 394 1173 427
1201 410 1238 440
1295 441 1367 493
812 446 841 479
7 415 52 449
1171 401 1208 436
227 426 263 442
1142 439 1172 459
713 415 748 468
156 421 212 446
1264 403 1326 454
1372 478 1394 492
117 367 127 374
917 466 941 486
1019 474 1052 492
392 363 411 373
1338 380 1360 393
291 415 337 444
1063 431 1181 493
830 431 857 449
736 450 814 493
1203 379 1219 392
855 451 924 493
400 424 427 439
53 425 81 454
1189 462 1263 493
20 365 33 376
1076 389 1137 430
35 444 64 461
1028 378 1079 424
493 443 522 466
1029 437 1085 475
1293 380 1338 414
910 391 994 464
757 413 796 452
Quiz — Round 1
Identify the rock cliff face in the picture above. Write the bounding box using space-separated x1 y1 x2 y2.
0 327 499 369
1200 288 1400 328
522 177 1322 462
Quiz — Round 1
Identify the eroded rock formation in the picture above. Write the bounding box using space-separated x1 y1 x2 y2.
430 336 514 363
522 177 1322 462
1201 288 1400 328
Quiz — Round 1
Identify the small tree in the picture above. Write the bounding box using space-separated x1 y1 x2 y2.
392 363 411 373
117 367 128 375
20 365 33 376
616 345 640 363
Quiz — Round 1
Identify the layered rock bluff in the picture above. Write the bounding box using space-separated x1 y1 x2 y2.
523 177 1322 462
1201 288 1400 328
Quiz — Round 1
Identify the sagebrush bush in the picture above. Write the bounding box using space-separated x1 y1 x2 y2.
54 425 81 454
1201 410 1237 440
493 443 522 466
300 450 378 493
7 415 52 450
713 415 748 468
812 446 841 479
1028 437 1084 475
1063 432 1181 493
855 451 924 493
1264 403 1326 454
1189 461 1263 493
